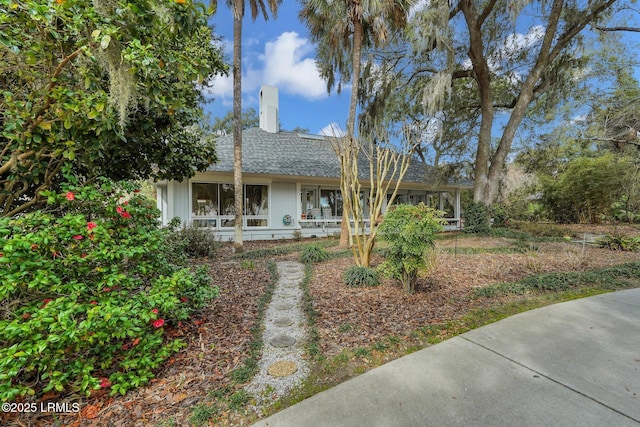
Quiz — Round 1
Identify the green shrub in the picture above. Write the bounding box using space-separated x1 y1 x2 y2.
343 266 380 287
378 204 444 293
597 234 640 252
299 243 330 263
0 179 218 401
166 220 220 258
462 202 491 234
491 204 510 227
541 154 630 223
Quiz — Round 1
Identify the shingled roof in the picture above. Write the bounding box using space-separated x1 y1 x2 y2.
209 128 470 187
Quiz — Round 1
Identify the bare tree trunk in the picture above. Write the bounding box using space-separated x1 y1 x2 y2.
232 5 243 253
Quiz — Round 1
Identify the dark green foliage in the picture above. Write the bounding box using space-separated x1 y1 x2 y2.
167 220 220 258
541 154 630 223
462 202 491 233
343 266 381 287
1 0 227 216
0 180 218 400
490 204 510 227
299 244 331 263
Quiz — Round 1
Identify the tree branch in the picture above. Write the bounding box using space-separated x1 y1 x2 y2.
594 25 640 33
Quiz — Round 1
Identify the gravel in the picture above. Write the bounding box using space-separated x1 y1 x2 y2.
245 261 310 412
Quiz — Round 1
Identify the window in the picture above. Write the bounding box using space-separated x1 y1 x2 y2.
320 189 342 218
192 183 219 216
191 182 269 228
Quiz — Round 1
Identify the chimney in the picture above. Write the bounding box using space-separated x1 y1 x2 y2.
259 85 279 133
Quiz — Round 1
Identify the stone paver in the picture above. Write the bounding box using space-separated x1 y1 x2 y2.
245 261 309 410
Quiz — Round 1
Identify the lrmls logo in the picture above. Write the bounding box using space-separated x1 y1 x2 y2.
41 402 81 413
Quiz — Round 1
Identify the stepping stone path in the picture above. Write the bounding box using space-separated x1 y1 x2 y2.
245 261 309 408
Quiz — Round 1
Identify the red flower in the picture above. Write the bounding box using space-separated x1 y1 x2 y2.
87 222 97 231
41 299 52 308
0 253 3 257
151 308 158 314
134 189 140 193
123 201 129 205
65 192 75 201
73 235 83 240
180 297 188 303
116 206 123 214
90 301 97 305
132 338 140 346
152 319 165 328
99 377 111 388
120 211 131 219
81 253 87 258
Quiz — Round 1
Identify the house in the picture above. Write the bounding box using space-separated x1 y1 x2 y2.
155 86 471 240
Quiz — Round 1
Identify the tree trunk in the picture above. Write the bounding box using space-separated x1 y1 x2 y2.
339 15 364 249
232 7 243 253
460 0 494 206
463 0 584 207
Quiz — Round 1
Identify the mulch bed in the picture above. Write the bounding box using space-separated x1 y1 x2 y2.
4 257 271 427
4 225 639 426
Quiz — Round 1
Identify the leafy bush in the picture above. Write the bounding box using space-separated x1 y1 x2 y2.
378 204 445 293
299 244 330 263
491 204 510 227
462 202 491 234
0 180 218 401
343 266 380 287
541 154 629 223
597 234 640 252
167 219 220 258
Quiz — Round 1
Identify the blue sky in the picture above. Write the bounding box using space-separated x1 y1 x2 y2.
202 3 640 138
204 4 349 135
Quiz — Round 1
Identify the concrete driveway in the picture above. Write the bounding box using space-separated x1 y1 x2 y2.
252 288 640 426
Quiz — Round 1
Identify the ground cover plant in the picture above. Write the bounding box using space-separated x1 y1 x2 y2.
3 223 640 426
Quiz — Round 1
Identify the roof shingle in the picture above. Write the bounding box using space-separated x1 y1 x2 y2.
209 128 470 187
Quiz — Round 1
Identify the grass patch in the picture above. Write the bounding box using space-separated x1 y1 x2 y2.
189 403 218 425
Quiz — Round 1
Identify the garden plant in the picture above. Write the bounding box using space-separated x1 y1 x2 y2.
0 178 217 401
378 203 445 293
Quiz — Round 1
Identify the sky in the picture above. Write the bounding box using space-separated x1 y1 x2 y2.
203 4 349 136
202 3 640 139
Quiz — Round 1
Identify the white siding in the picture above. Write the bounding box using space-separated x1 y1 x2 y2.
270 181 298 230
168 180 190 225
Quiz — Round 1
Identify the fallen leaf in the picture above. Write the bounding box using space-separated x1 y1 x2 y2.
82 404 100 419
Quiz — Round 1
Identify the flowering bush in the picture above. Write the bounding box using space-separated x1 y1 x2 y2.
0 179 218 401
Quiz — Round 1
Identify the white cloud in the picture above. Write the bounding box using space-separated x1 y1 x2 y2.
263 32 328 99
489 25 545 70
204 31 328 103
319 122 346 137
